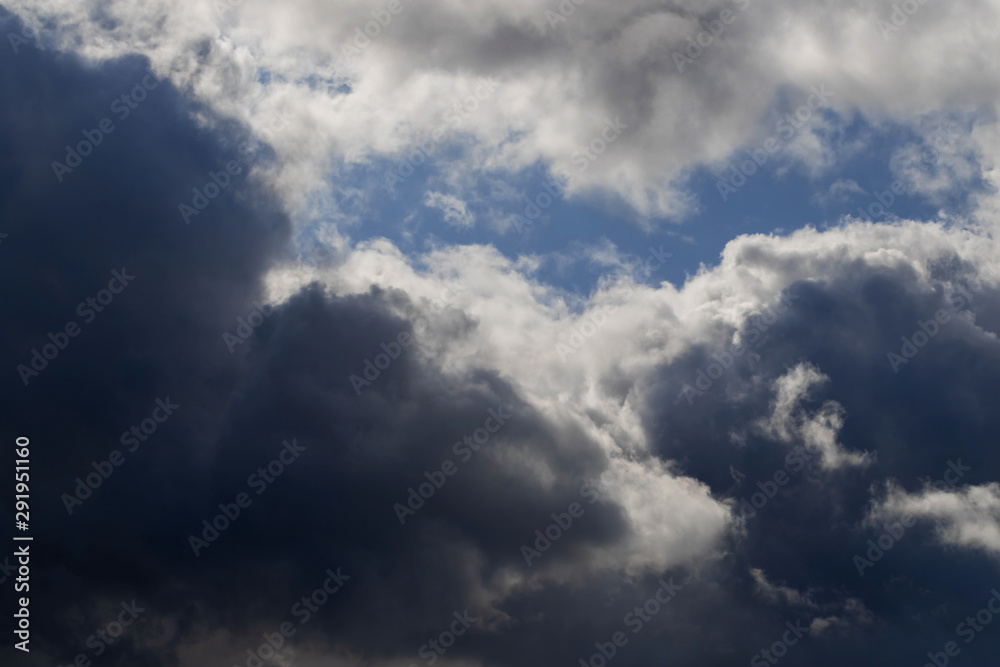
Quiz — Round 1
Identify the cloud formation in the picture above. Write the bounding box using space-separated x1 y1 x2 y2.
6 0 1000 225
2 3 1000 667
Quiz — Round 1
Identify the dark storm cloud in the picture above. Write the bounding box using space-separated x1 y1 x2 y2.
643 260 1000 665
0 7 286 661
4 7 1000 667
0 13 632 666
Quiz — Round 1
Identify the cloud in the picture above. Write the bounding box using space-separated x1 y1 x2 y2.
751 363 874 471
869 482 1000 558
5 4 1000 667
750 568 873 636
811 178 865 205
750 568 818 608
6 0 1000 225
424 191 476 228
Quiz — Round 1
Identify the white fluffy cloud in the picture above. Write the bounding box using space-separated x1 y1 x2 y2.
752 363 873 470
869 482 1000 558
8 0 1000 225
424 191 476 228
254 214 1000 592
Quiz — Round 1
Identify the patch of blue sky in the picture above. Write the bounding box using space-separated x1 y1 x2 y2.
296 113 986 298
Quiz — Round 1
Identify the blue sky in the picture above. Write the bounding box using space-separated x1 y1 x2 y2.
332 112 985 295
4 2 1000 667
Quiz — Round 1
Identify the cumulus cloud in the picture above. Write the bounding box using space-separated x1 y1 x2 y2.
869 482 1000 558
750 568 872 635
750 567 819 608
752 363 874 470
5 2 1000 667
424 191 476 228
5 0 1000 225
812 178 865 205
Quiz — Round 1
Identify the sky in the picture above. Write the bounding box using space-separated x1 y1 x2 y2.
1 1 1000 666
